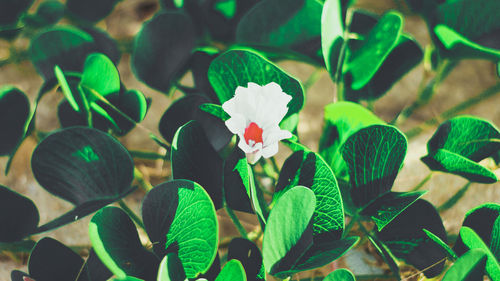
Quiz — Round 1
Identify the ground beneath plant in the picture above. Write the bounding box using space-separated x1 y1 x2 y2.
0 0 499 280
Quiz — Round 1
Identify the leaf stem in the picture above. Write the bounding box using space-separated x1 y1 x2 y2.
437 182 472 212
129 149 166 160
225 205 249 240
410 172 433 191
134 166 154 192
118 200 145 230
405 81 500 139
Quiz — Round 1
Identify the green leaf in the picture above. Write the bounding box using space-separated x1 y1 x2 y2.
368 236 400 277
432 0 500 60
80 53 121 100
224 148 254 213
0 86 30 156
207 49 304 122
263 186 316 276
28 237 87 281
236 0 322 50
227 238 264 281
24 1 65 27
323 268 355 281
455 203 500 261
89 206 159 280
67 0 120 23
199 103 230 121
360 191 426 231
215 260 246 281
30 26 118 81
214 0 236 19
132 12 196 93
157 253 186 281
341 124 407 208
31 127 135 233
142 180 219 278
319 101 384 182
457 227 500 280
0 0 33 26
442 248 488 281
171 121 224 209
422 116 500 183
55 65 80 112
321 0 344 73
377 199 448 278
344 11 403 90
423 229 458 260
0 185 39 242
81 249 113 281
276 150 345 241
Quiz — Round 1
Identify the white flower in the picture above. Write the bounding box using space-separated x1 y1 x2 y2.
222 82 293 164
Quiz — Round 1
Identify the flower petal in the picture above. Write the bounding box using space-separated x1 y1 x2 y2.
262 142 279 158
225 115 246 135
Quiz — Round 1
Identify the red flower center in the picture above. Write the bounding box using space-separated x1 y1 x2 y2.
244 122 263 145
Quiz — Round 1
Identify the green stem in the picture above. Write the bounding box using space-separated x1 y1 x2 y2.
225 205 249 239
134 167 154 192
119 200 145 229
437 182 472 212
303 68 323 91
405 81 500 139
259 158 278 179
129 149 166 160
410 172 433 191
269 157 281 175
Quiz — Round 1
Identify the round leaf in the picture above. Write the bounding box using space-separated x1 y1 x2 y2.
0 185 39 242
141 180 219 278
31 127 135 232
89 206 159 280
132 12 196 93
80 53 121 100
0 86 30 156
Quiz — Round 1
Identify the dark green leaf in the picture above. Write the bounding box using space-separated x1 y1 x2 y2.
89 206 159 281
442 248 487 281
377 199 447 278
132 12 196 93
11 270 32 281
31 127 135 233
199 103 230 121
227 238 264 281
319 101 384 182
368 236 400 277
236 0 322 53
67 0 120 23
207 49 304 123
142 180 219 278
361 191 426 231
263 186 316 276
422 116 500 183
457 227 500 280
224 148 253 213
189 49 220 102
344 11 403 90
0 185 39 242
0 0 33 26
81 249 113 281
157 253 186 281
215 260 246 281
423 229 458 260
24 1 65 27
324 268 355 281
0 86 30 156
82 26 121 64
276 150 344 241
171 121 224 209
341 124 407 207
28 237 86 281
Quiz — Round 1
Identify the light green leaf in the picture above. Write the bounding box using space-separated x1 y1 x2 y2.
423 229 458 260
321 0 343 73
442 248 488 281
80 53 120 101
324 268 355 281
157 253 187 281
215 260 246 281
458 227 500 280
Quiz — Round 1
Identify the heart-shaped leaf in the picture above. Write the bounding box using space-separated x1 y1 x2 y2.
171 121 224 209
30 26 119 81
89 206 159 281
276 150 344 241
377 199 447 278
319 101 384 182
454 203 500 265
157 253 186 281
215 260 246 281
0 185 39 242
456 227 500 280
208 49 304 123
442 248 488 281
28 237 87 281
31 127 135 233
227 238 264 281
360 191 426 231
323 268 355 281
0 86 30 156
344 11 403 90
421 116 500 183
66 0 120 23
341 124 407 208
141 180 219 278
132 12 196 93
236 0 322 59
